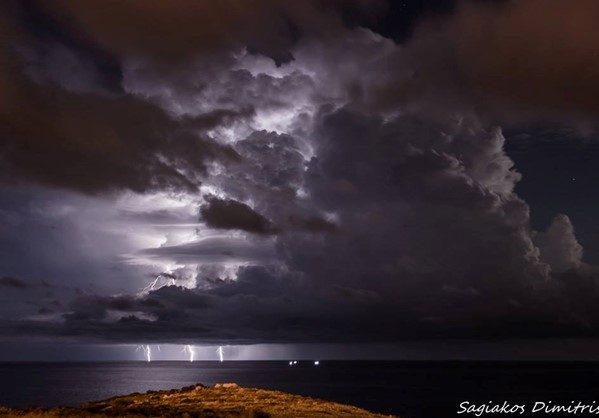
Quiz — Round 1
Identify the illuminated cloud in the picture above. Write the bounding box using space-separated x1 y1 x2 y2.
1 0 599 351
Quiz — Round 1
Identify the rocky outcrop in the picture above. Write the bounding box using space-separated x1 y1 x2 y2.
0 383 396 417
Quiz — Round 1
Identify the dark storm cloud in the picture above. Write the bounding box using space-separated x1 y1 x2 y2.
286 215 338 234
0 267 403 343
0 69 241 193
35 103 594 344
207 130 339 235
0 265 588 344
34 0 383 66
452 0 599 123
376 0 599 127
281 107 546 313
0 0 383 195
0 276 30 290
12 0 123 94
5 0 599 348
0 21 243 194
200 197 275 235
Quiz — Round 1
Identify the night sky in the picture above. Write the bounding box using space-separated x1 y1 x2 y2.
1 0 599 361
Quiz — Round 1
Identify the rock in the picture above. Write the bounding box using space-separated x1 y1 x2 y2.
0 384 397 417
214 382 239 388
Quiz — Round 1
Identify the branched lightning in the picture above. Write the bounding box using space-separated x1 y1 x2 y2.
137 345 152 362
182 344 195 362
140 272 177 294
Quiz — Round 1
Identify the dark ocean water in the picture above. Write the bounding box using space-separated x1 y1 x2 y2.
1 361 599 417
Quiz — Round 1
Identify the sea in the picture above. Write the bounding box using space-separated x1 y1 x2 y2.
1 361 598 417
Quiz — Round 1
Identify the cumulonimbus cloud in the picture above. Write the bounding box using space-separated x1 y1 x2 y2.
1 0 599 346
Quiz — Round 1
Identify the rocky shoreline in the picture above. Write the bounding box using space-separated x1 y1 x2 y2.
0 383 396 417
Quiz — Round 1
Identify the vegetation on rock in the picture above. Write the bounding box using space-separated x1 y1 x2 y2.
0 383 395 418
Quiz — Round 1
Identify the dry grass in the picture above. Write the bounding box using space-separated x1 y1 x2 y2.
0 383 396 418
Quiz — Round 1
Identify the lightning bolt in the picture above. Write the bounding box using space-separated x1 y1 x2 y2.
137 345 152 362
182 344 195 362
141 276 160 293
216 346 224 362
140 272 177 294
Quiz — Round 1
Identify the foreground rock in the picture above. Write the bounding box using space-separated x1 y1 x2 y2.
0 383 395 417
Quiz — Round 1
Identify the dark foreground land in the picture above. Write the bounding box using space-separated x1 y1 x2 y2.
0 383 395 418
